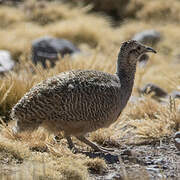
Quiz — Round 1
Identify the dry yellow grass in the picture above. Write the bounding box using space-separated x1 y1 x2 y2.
0 0 180 179
0 6 24 28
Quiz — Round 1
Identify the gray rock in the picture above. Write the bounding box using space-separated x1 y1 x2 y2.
138 53 149 67
139 83 168 99
32 36 80 68
170 90 180 99
132 30 161 45
0 50 15 73
174 132 180 151
175 131 180 139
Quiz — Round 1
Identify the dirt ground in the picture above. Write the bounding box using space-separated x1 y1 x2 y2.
86 137 180 180
0 135 179 179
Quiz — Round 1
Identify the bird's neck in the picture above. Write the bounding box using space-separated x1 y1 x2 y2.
116 63 136 86
116 56 137 105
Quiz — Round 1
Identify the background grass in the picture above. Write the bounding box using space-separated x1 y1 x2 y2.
0 0 180 179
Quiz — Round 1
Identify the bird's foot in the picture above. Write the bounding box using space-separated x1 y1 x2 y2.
99 146 114 152
93 146 114 154
70 147 80 154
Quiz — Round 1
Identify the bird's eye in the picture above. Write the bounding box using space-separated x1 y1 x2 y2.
137 46 141 50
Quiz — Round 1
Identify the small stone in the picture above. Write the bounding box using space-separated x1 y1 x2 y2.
0 50 15 73
170 90 180 99
154 158 166 165
145 161 154 166
174 132 180 151
139 83 168 99
175 131 180 139
105 172 121 180
146 167 160 173
162 165 168 170
121 149 132 156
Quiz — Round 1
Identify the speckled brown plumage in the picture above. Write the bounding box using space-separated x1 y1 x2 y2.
11 40 156 152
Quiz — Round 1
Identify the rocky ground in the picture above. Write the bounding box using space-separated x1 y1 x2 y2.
0 133 179 179
85 137 180 179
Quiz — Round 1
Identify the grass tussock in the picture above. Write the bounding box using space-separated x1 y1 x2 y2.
84 158 107 175
0 135 30 162
23 1 90 25
111 97 180 144
71 0 180 23
0 6 24 28
0 156 89 180
0 122 108 180
0 72 37 117
127 98 167 120
0 1 113 59
90 129 120 147
133 0 180 22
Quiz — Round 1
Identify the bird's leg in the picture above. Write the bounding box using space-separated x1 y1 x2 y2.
66 136 79 153
76 136 114 153
66 136 74 149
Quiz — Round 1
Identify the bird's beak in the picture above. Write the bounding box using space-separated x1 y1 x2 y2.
145 47 157 53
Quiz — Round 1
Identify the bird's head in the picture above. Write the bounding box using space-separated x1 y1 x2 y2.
119 40 156 66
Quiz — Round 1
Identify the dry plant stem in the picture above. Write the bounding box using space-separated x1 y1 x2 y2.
0 118 19 140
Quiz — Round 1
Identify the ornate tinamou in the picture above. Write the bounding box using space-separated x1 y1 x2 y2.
11 40 156 152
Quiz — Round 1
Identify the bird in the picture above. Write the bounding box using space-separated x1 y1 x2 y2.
11 40 156 153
